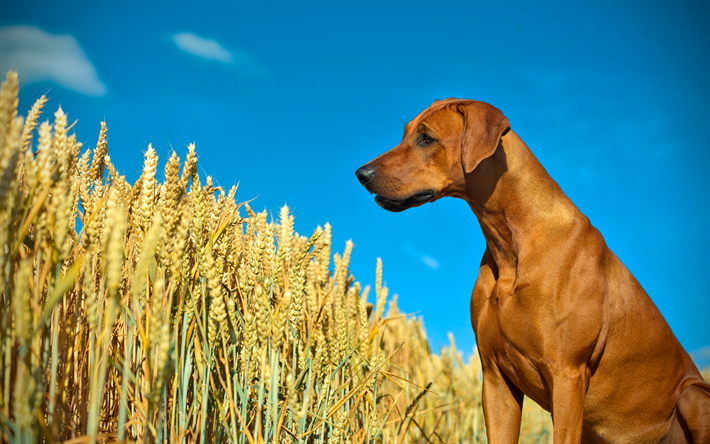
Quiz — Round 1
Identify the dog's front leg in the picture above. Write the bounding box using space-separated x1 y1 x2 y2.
481 364 524 443
550 369 586 443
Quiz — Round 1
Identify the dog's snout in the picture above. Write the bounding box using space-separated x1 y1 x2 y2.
355 165 375 185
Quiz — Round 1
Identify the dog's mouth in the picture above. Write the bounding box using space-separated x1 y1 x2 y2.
374 190 436 212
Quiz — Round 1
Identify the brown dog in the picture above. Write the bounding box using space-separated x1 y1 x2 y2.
355 99 710 443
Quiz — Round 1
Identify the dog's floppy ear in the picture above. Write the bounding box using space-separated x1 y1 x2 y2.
457 101 510 174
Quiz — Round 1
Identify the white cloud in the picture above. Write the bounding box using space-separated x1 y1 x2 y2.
421 256 440 270
172 32 233 63
402 242 441 270
0 25 106 97
171 32 266 76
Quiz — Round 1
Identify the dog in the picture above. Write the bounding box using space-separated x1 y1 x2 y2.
355 99 710 443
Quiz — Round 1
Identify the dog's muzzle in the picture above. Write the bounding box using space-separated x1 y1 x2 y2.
356 164 435 212
355 165 375 185
374 191 435 212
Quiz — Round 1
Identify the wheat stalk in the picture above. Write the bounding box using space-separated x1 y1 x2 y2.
0 70 561 444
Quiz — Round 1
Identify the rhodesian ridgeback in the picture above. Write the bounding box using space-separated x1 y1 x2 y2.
355 99 710 443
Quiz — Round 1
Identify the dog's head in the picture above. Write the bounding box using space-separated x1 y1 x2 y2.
355 99 510 212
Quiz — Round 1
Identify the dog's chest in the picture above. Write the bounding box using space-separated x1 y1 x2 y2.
472 277 553 406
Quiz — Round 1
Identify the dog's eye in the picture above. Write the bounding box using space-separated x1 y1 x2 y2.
419 134 436 146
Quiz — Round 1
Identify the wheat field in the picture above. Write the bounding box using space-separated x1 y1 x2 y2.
0 70 559 443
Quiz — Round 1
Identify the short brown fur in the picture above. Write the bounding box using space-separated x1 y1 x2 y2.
356 99 710 443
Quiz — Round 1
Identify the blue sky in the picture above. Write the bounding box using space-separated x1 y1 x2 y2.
2 1 708 363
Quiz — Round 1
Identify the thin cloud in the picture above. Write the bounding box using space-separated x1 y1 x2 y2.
691 345 710 368
0 25 107 97
421 256 440 270
171 32 266 76
172 32 233 63
402 242 441 270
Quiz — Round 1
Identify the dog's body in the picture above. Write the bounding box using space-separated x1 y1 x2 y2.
356 99 710 443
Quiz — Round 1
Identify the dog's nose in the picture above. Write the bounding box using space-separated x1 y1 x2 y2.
355 166 375 185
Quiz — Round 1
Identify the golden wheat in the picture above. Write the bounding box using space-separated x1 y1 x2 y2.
0 70 566 443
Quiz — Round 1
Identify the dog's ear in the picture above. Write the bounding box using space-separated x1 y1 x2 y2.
457 101 510 174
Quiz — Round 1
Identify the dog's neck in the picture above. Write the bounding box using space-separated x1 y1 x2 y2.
462 131 581 272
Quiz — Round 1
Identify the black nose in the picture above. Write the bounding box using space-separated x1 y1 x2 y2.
355 166 375 185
